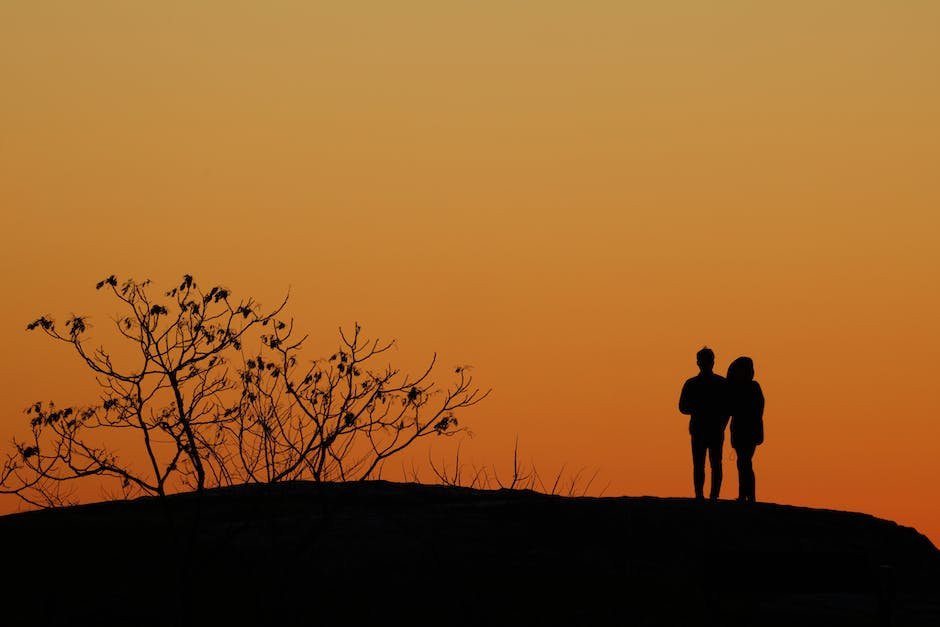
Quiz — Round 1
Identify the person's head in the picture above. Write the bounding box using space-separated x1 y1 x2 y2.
696 347 715 373
727 356 755 382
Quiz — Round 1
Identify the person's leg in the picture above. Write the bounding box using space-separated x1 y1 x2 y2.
746 446 757 502
737 444 755 502
691 436 706 499
707 436 723 500
735 448 747 501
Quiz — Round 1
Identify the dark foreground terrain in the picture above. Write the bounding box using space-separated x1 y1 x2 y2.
1 481 938 627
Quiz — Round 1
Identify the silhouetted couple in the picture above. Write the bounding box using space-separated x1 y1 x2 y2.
678 347 764 502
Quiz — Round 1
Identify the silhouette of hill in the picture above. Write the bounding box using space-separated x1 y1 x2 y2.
1 481 937 627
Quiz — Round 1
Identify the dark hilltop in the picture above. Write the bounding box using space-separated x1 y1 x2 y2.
1 480 938 627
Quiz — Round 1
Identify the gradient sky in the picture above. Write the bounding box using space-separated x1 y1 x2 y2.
1 2 938 543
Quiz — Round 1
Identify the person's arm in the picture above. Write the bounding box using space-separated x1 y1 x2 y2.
679 380 693 415
755 382 765 444
721 378 732 428
755 382 765 420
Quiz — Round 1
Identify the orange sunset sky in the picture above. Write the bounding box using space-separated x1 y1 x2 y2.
1 3 938 544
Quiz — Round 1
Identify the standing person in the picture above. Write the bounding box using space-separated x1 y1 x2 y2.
678 347 730 500
727 356 765 503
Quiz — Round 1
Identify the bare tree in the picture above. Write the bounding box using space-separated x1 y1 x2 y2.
0 275 489 508
1 275 285 506
226 321 489 484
